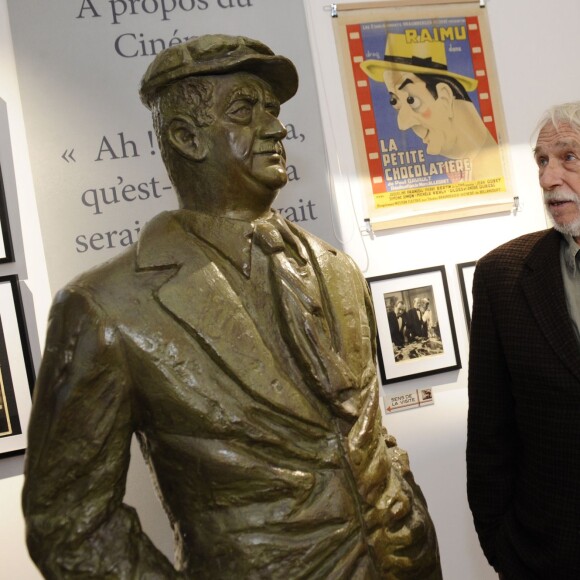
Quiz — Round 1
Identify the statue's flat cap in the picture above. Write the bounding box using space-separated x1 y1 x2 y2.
140 34 298 108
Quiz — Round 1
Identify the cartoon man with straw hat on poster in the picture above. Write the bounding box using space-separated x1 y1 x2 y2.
361 33 503 182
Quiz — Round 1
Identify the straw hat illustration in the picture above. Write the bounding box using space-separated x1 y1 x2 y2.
361 33 478 93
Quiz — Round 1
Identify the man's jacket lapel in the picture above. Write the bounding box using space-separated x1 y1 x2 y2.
521 230 580 383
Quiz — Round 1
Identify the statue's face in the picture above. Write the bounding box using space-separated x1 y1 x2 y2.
205 72 288 196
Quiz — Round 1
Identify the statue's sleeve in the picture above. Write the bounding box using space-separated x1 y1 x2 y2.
348 260 443 578
22 286 179 579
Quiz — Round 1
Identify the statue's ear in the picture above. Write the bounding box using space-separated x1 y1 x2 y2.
167 116 208 162
435 82 455 117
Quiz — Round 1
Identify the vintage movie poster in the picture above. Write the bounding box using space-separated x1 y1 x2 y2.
334 4 512 228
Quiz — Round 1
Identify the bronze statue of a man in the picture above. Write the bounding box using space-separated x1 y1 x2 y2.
23 35 442 579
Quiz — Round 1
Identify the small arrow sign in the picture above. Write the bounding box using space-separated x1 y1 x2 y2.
384 388 434 414
61 149 76 163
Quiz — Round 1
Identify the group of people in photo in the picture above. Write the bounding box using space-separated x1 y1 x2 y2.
386 293 441 351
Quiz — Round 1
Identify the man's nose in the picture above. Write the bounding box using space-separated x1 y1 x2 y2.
397 104 415 131
260 111 287 139
539 159 564 190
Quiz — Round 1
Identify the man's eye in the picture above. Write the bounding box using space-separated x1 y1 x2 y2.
536 157 548 167
227 101 253 122
389 95 400 109
407 95 422 110
565 153 578 162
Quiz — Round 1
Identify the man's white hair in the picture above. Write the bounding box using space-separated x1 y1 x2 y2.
534 101 580 140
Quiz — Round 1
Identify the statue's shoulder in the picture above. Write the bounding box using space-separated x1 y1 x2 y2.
60 211 182 302
66 244 137 291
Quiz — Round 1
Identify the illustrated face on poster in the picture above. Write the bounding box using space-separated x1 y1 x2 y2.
382 68 466 159
359 19 504 190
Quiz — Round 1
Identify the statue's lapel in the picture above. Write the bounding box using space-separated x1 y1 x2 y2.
137 211 326 427
290 222 373 376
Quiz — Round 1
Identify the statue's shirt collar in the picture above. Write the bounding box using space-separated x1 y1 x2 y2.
176 209 280 278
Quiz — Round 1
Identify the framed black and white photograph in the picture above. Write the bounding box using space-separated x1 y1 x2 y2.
0 275 34 458
0 164 14 264
457 261 477 330
367 266 461 385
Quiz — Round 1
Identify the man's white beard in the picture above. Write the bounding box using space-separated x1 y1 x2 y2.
543 189 580 237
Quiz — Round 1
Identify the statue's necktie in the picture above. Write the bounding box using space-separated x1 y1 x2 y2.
253 216 360 422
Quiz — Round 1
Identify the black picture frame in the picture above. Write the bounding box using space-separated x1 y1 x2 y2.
0 164 14 264
367 266 461 385
0 275 35 458
457 261 476 331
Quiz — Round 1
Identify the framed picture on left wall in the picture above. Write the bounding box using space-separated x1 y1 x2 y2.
0 165 14 263
0 275 34 458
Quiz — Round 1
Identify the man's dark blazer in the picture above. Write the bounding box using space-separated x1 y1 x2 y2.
405 308 426 341
467 228 580 579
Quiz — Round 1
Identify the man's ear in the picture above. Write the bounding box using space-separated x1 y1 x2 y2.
167 116 208 162
435 83 455 118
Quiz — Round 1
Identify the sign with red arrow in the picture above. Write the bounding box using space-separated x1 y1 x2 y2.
384 388 434 414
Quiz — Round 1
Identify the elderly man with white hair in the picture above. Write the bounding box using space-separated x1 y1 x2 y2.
467 101 580 579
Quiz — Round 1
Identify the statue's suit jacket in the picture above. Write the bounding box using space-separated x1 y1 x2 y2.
467 228 580 579
23 210 440 579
